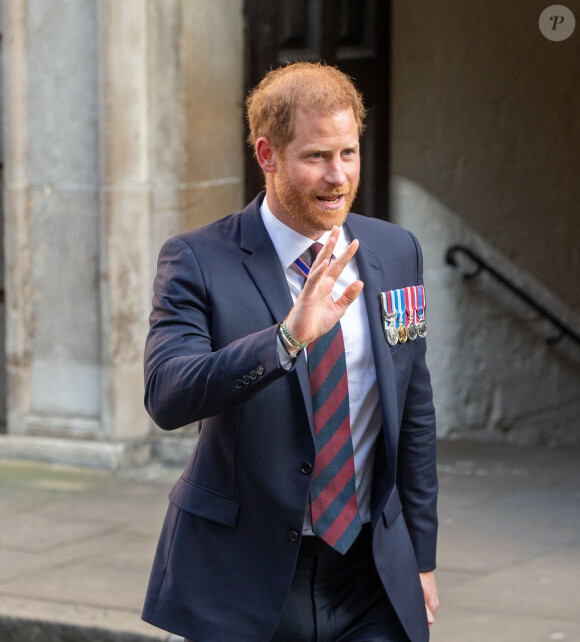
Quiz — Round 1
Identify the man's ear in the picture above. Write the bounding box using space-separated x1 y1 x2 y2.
255 137 279 174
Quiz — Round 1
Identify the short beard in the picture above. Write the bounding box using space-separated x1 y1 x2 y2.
275 163 358 234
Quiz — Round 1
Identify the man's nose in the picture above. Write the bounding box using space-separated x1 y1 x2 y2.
324 158 347 185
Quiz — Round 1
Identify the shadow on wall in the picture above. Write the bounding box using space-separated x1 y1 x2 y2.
391 176 580 448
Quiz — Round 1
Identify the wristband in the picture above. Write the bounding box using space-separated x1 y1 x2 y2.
280 320 309 350
278 326 299 358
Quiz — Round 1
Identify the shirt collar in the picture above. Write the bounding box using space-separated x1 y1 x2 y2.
260 193 349 270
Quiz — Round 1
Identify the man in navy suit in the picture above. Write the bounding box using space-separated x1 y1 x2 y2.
142 62 438 641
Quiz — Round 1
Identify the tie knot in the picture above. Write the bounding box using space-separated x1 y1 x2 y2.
309 242 324 265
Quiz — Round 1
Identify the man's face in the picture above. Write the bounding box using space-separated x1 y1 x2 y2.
270 107 360 238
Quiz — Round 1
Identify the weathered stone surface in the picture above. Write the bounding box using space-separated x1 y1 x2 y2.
391 1 580 313
26 0 99 186
28 186 101 419
2 442 579 641
391 177 580 446
432 440 580 642
180 181 244 232
0 617 166 642
2 0 245 462
180 0 244 186
0 435 152 469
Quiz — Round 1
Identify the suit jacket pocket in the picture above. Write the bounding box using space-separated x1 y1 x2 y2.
388 341 406 356
169 476 240 527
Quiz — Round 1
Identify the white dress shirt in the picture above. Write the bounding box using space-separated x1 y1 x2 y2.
260 196 382 532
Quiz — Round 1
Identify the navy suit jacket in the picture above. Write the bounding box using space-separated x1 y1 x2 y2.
142 193 437 641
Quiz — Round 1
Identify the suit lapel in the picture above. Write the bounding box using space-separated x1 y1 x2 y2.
345 217 399 473
240 195 314 432
240 194 294 321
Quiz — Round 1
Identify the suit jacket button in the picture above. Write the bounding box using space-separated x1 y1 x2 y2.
249 370 258 380
287 530 300 543
242 375 251 385
256 365 264 375
235 379 243 389
301 462 313 474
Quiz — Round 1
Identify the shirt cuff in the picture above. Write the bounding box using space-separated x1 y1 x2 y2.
277 335 296 370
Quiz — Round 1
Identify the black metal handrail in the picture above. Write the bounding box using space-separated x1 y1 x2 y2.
445 245 580 347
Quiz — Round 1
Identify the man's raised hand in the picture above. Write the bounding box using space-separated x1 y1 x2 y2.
284 226 363 347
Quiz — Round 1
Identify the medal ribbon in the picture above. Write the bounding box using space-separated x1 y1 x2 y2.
395 288 405 327
405 287 414 325
386 290 393 316
381 286 426 335
417 285 424 320
383 289 409 326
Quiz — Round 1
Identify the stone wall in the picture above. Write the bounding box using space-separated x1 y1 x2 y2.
391 0 580 312
0 0 244 467
147 0 245 263
390 1 580 445
392 178 580 446
0 5 6 431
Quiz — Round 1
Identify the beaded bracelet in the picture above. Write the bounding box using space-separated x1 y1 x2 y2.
280 320 309 350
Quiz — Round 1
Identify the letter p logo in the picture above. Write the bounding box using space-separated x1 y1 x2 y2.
539 5 576 41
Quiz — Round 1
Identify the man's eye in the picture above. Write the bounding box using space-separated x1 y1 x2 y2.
312 152 322 159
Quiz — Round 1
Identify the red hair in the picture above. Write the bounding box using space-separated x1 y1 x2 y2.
246 61 366 154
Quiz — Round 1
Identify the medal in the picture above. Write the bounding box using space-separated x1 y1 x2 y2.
395 288 408 344
417 285 428 338
380 292 399 346
407 317 418 341
405 286 417 341
381 292 399 346
398 324 408 343
385 314 399 346
379 292 389 319
381 285 427 345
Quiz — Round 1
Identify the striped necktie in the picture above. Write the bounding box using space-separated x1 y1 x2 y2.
299 243 362 554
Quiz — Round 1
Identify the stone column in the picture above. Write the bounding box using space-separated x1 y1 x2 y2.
145 0 245 463
2 0 30 442
0 0 151 467
0 0 245 467
97 0 153 455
